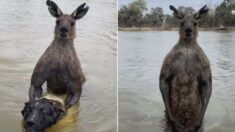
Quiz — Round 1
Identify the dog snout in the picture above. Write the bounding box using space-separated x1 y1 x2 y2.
26 120 35 127
25 111 38 127
60 27 68 33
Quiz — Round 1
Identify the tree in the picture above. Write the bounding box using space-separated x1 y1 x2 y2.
178 6 196 16
118 5 129 27
150 7 164 23
215 0 235 26
142 7 164 26
118 0 235 28
118 0 147 27
164 15 177 25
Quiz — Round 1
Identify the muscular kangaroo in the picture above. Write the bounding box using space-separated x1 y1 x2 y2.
160 5 212 132
29 0 89 109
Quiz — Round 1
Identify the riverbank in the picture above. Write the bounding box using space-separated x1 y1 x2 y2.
119 27 235 31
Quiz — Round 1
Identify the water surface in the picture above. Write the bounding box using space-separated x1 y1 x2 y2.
0 0 117 131
118 31 235 132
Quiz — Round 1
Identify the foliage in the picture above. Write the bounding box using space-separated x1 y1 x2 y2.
118 0 235 28
118 0 147 27
214 0 235 26
142 7 164 26
178 6 196 16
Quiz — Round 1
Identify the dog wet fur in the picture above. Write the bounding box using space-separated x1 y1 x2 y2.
21 98 65 132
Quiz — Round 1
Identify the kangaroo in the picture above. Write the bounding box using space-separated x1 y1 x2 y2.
29 0 89 109
159 5 212 132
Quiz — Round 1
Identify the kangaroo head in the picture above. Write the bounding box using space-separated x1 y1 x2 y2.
46 0 89 40
170 5 209 39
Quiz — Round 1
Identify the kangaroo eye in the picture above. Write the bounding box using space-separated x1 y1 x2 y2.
194 22 197 26
56 20 60 25
71 22 75 26
181 22 184 27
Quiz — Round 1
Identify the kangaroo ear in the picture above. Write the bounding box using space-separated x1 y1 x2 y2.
46 0 63 18
194 5 209 20
169 5 185 19
71 3 89 20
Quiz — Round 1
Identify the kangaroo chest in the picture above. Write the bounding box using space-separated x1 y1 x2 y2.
171 47 202 75
45 44 80 94
169 47 203 123
49 46 78 73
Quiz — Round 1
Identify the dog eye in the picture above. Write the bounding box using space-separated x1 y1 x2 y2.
39 108 44 112
27 107 32 111
39 108 49 114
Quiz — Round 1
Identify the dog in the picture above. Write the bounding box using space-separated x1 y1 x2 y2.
21 95 65 132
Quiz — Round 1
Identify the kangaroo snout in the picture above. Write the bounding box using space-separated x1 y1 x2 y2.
185 28 192 37
185 28 192 33
60 27 68 37
60 27 68 33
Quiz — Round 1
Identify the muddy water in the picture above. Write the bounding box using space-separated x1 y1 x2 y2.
0 0 117 131
118 31 235 132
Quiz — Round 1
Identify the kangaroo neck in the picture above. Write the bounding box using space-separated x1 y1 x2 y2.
52 37 74 47
179 37 197 48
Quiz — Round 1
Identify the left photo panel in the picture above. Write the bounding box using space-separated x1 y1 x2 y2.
0 0 117 132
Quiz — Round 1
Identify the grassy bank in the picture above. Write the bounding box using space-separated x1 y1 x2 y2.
119 27 235 31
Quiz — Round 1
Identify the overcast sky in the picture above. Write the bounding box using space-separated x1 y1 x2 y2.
118 0 224 14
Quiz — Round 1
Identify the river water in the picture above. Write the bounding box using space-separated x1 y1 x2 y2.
118 31 235 132
0 0 117 132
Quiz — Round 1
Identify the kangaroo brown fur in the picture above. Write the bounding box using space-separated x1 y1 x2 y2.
160 5 212 132
29 0 89 109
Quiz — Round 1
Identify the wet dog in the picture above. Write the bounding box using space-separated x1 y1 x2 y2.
21 98 65 132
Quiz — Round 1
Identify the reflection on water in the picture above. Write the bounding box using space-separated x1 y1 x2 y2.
0 0 117 132
118 31 235 132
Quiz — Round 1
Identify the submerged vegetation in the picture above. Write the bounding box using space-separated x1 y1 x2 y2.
118 0 235 28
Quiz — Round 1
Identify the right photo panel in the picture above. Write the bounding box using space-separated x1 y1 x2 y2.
118 0 235 132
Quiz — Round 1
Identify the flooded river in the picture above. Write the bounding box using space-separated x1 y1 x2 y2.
118 31 235 132
0 0 117 131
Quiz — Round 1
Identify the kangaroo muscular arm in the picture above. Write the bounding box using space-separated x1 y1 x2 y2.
64 68 85 109
197 67 212 125
29 61 49 101
160 64 175 121
65 81 82 109
29 73 46 101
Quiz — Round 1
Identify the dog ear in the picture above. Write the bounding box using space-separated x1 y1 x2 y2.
25 102 29 106
21 109 25 116
53 103 65 118
21 102 30 116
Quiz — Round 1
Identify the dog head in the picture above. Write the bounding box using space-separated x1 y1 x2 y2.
21 98 65 132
